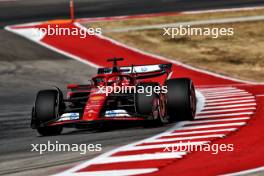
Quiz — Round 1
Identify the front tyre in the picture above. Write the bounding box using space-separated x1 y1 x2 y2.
34 89 63 136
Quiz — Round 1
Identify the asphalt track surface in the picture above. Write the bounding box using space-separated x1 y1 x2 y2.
1 0 264 175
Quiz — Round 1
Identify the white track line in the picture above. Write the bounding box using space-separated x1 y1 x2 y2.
168 128 237 136
188 117 250 124
150 134 224 143
56 168 158 176
199 107 255 114
203 92 249 97
205 99 255 106
202 90 247 96
205 96 255 103
199 87 241 90
205 91 250 96
203 103 256 110
205 95 252 100
180 122 246 130
196 112 254 119
95 152 185 164
201 89 246 93
198 87 237 91
205 93 251 99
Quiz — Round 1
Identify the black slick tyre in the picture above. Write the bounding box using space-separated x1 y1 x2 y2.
34 89 63 136
165 78 196 121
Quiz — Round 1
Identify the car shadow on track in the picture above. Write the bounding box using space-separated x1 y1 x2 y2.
54 121 174 137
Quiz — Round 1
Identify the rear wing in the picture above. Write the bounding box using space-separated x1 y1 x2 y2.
125 63 172 79
122 64 171 73
98 63 172 76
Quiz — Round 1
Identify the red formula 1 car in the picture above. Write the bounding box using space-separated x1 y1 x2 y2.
31 58 196 136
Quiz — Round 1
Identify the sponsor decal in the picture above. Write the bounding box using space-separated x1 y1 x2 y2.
85 104 101 110
105 109 130 117
141 67 148 72
90 95 105 101
121 65 161 73
87 109 96 113
59 113 79 121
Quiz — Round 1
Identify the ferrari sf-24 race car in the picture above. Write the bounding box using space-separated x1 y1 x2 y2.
31 58 196 136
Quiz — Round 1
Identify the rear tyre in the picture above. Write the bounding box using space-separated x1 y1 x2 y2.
135 82 166 127
165 78 196 121
34 89 63 136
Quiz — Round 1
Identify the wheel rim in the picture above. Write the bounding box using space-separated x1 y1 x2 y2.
159 94 167 122
152 97 159 120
